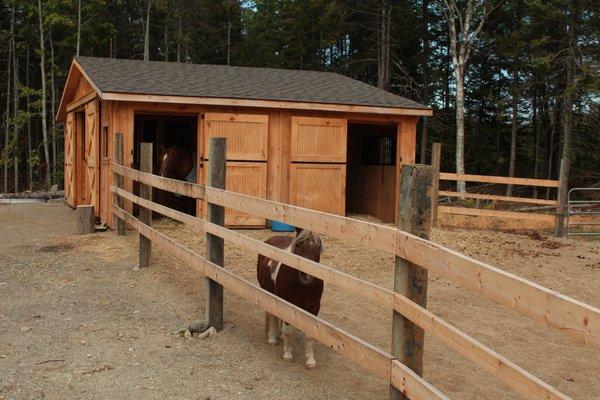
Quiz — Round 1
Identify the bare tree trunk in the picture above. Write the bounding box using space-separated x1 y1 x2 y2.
144 0 153 61
442 0 493 193
227 17 231 66
26 46 33 191
76 0 81 56
377 0 392 91
454 67 466 192
532 90 540 198
177 10 182 62
507 67 519 196
37 0 51 187
419 0 431 164
12 4 20 193
3 29 12 193
164 25 169 61
50 33 57 183
546 100 559 199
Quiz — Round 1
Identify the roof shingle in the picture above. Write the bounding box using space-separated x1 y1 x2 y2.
76 56 429 111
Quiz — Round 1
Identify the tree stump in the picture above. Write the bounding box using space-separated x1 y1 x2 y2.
76 205 95 235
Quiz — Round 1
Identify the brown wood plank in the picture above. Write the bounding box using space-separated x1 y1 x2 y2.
438 205 555 222
438 190 558 206
440 173 559 188
113 163 205 199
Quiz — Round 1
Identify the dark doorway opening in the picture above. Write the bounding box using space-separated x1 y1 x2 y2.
346 123 397 223
133 114 198 216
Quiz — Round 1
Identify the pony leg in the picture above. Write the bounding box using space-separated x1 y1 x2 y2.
305 334 317 369
282 322 294 361
266 312 279 346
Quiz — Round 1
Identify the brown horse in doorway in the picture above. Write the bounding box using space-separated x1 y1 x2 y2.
158 146 196 214
256 228 323 369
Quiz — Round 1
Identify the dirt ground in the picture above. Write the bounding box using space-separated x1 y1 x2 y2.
1 201 599 400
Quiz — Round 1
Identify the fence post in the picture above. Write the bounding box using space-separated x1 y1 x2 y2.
430 142 441 227
554 158 567 237
113 132 125 235
205 137 227 331
390 164 434 400
76 205 95 234
138 142 153 268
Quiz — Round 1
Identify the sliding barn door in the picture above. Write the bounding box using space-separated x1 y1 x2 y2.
203 113 268 227
84 100 100 218
289 117 347 215
64 112 76 207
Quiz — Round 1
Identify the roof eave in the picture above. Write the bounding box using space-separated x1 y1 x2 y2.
101 91 434 117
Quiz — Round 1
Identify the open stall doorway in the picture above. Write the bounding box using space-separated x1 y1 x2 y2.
346 123 397 223
133 114 198 216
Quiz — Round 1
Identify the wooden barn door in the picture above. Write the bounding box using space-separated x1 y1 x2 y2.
64 112 76 207
203 113 268 227
289 117 347 215
84 100 100 218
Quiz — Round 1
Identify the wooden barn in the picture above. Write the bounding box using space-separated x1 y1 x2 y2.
57 57 431 228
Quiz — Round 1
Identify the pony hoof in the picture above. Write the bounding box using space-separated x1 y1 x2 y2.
283 353 293 361
305 361 317 370
268 339 279 346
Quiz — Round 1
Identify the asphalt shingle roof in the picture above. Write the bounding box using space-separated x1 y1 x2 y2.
76 56 429 111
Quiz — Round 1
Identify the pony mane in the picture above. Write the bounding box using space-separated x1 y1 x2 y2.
292 229 323 252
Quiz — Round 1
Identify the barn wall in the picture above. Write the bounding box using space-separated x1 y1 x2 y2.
99 100 420 228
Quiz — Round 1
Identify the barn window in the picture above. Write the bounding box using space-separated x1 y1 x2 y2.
101 125 109 160
361 135 396 165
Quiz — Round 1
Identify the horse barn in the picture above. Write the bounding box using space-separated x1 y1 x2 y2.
56 56 432 228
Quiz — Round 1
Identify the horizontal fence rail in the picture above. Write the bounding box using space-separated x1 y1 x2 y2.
112 205 448 400
438 190 558 206
110 173 572 399
439 173 560 188
111 161 600 399
113 163 600 353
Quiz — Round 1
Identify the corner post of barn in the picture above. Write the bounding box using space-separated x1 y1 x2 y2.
430 142 441 227
139 142 153 268
390 163 434 400
554 158 567 237
205 137 227 331
113 132 125 235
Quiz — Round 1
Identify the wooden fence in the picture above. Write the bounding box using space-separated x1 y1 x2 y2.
110 136 600 400
429 143 565 233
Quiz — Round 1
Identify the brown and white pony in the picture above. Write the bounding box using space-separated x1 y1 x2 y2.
158 146 196 214
256 228 323 369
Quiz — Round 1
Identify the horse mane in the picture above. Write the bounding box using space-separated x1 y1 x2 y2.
291 229 323 252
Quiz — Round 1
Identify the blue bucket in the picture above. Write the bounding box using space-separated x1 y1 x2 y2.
271 220 295 232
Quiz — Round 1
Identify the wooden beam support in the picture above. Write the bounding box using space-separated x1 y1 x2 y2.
66 91 97 113
113 133 125 235
205 137 226 331
430 143 441 227
76 205 95 235
138 142 152 268
391 164 434 400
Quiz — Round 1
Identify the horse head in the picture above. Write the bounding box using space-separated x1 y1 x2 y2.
291 228 322 284
158 146 194 180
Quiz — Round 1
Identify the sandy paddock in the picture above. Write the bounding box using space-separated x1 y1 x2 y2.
1 201 599 399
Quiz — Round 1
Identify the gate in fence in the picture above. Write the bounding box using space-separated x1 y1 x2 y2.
109 134 599 400
567 187 600 238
